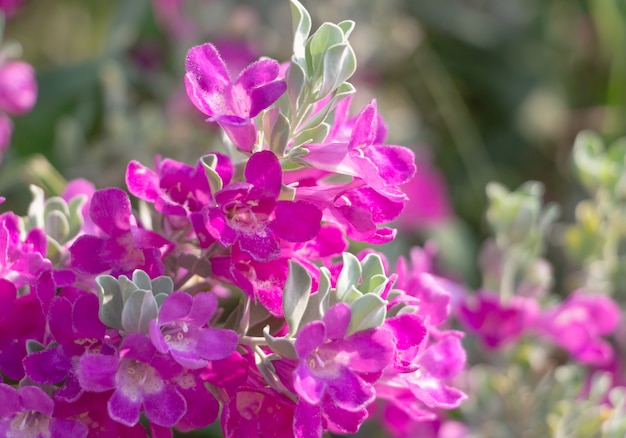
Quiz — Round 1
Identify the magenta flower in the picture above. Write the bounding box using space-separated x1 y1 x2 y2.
0 61 37 115
457 290 539 349
1 211 51 289
535 291 620 366
54 391 148 437
0 384 88 437
303 100 416 202
0 279 45 380
77 333 187 428
185 42 287 151
221 387 296 438
149 291 238 369
69 188 172 277
23 290 108 402
126 155 233 217
204 150 322 262
292 302 395 435
376 333 467 423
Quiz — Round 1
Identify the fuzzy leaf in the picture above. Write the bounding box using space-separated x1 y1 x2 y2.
348 293 386 335
336 252 361 301
96 275 124 330
132 269 152 291
290 0 311 63
121 289 158 334
201 154 224 195
319 43 356 99
283 260 312 337
263 326 297 359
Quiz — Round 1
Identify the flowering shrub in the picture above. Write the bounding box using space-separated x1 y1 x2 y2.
0 2 467 437
2 1 626 437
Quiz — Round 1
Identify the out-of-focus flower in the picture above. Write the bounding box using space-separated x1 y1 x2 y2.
535 291 620 366
0 61 37 115
457 290 539 349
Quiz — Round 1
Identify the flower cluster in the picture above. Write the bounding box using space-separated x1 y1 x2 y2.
0 2 466 437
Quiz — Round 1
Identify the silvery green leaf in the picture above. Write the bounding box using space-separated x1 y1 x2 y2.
263 326 297 359
319 43 357 99
318 267 331 314
283 260 312 337
255 351 288 394
296 292 323 335
360 253 385 292
290 0 311 62
151 276 174 296
154 293 168 308
67 195 86 238
396 305 419 316
267 109 291 156
132 269 152 291
27 185 46 229
46 238 62 265
45 210 70 243
337 20 355 38
368 275 389 295
336 252 361 301
26 339 46 354
201 153 224 194
298 82 355 132
348 293 386 335
343 284 363 304
286 59 306 111
96 274 124 329
308 23 345 78
44 197 70 218
292 123 329 148
121 289 158 334
117 275 139 303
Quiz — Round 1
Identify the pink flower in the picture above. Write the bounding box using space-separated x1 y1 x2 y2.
185 43 286 151
457 290 539 349
0 61 37 115
535 291 619 366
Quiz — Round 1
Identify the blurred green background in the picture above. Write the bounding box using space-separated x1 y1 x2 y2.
1 1 625 435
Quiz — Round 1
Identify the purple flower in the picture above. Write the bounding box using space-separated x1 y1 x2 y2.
535 290 620 366
457 290 539 349
69 188 172 277
185 42 287 151
292 302 394 435
76 333 187 428
149 291 238 369
204 150 322 262
0 384 88 437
